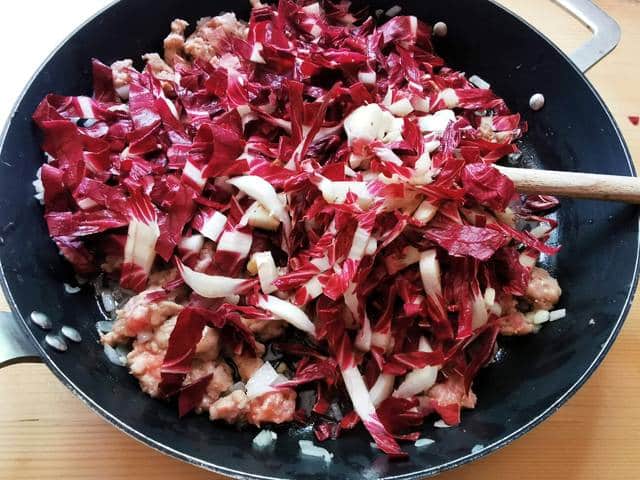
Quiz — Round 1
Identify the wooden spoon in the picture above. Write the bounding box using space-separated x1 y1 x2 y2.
495 166 640 204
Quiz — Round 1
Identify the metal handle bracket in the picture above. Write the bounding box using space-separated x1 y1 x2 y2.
552 0 621 72
0 311 41 368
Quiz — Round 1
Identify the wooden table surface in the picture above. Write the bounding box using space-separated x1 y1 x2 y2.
1 1 639 479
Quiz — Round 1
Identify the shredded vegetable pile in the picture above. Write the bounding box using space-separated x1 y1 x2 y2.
33 0 563 457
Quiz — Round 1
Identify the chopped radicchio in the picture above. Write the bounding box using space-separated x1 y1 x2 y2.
32 0 562 457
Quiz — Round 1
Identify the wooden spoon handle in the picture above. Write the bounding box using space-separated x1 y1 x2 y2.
495 166 640 204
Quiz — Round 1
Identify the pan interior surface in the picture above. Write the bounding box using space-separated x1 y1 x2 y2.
0 0 636 478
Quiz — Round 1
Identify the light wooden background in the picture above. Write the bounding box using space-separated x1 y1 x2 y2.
1 1 639 479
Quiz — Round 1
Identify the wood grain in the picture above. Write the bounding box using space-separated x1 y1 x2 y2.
497 166 640 203
1 1 640 479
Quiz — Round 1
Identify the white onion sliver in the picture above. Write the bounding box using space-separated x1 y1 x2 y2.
418 109 455 134
369 373 395 407
246 362 280 399
299 440 334 463
177 260 247 298
252 251 279 294
419 249 442 296
549 308 567 322
253 429 277 448
258 295 316 335
64 283 81 294
394 337 439 398
228 175 288 225
434 420 451 428
469 74 491 89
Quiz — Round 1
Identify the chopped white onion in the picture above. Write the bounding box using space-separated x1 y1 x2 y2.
434 420 451 428
246 362 287 399
385 5 402 16
177 260 248 298
531 310 550 325
343 104 403 145
484 287 496 307
299 440 334 463
419 249 442 296
469 74 491 89
64 283 81 294
369 373 395 407
418 109 456 134
413 200 438 224
388 98 414 117
549 308 567 322
357 71 377 85
252 251 279 294
317 177 373 208
227 175 288 227
394 337 439 398
258 295 316 335
244 202 280 231
253 429 277 448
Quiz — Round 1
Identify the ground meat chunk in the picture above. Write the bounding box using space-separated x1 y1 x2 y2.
111 59 134 99
163 19 188 66
246 389 297 426
142 53 177 84
102 288 183 346
209 390 249 423
233 351 264 382
183 13 248 62
185 359 234 412
195 326 221 361
526 267 561 311
499 311 537 336
127 345 163 396
126 315 178 396
241 317 287 342
427 374 477 410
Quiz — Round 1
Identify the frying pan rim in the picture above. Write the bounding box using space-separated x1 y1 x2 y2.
0 0 637 479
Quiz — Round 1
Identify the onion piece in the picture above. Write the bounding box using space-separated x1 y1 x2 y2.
419 249 442 296
298 440 334 463
317 177 373 208
369 373 395 407
246 362 287 399
243 202 280 231
418 109 455 134
394 337 439 398
341 365 405 456
252 251 279 294
258 295 316 335
228 175 289 227
176 259 248 298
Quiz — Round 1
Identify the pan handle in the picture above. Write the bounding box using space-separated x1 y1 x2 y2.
551 0 621 72
0 311 42 368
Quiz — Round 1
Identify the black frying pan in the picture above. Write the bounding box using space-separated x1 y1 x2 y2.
0 0 637 478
